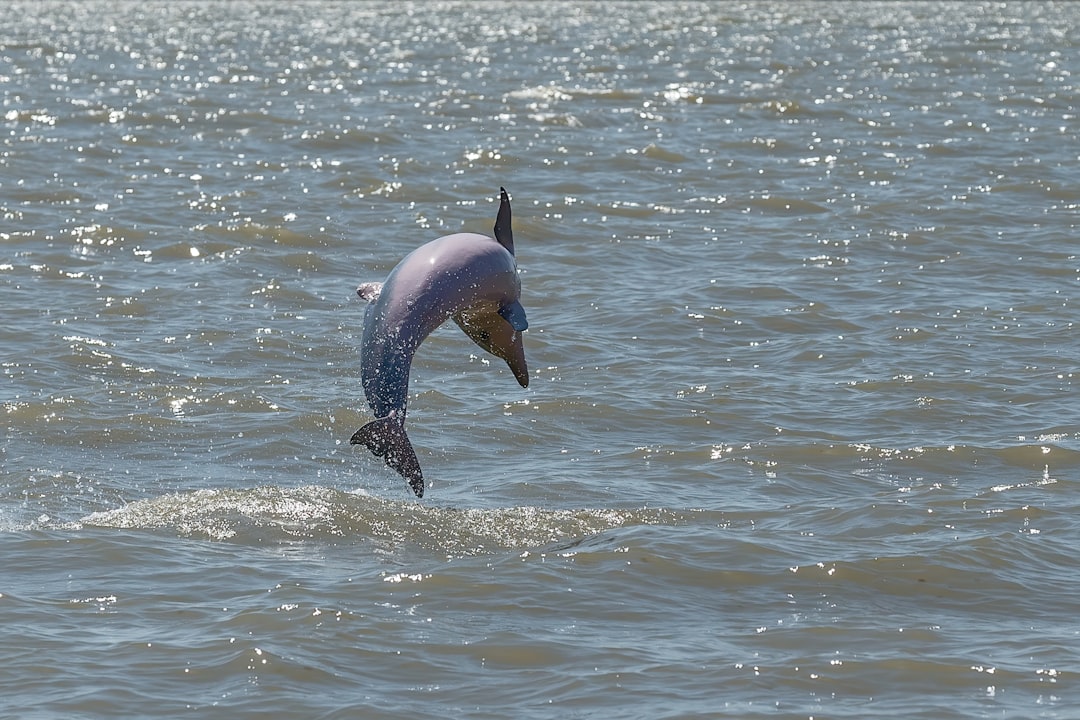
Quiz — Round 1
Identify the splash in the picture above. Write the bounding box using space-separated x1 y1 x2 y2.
81 486 677 553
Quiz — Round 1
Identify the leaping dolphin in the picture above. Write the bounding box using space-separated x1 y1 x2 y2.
352 187 529 497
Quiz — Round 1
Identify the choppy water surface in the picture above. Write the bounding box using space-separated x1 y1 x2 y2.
3 2 1079 717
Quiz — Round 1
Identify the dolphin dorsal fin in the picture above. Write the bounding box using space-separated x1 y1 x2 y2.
493 186 514 255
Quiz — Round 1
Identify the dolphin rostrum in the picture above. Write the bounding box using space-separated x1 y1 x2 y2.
352 187 529 497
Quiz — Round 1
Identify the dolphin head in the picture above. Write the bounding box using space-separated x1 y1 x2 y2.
453 303 529 388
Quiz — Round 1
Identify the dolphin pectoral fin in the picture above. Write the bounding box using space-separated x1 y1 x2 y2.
351 417 425 497
498 300 528 331
494 187 514 255
357 282 383 302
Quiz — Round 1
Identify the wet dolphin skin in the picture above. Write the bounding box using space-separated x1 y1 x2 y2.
352 188 528 497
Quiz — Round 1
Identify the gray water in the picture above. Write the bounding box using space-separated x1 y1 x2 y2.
2 2 1079 718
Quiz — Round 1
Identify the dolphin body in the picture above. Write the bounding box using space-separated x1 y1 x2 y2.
352 188 529 497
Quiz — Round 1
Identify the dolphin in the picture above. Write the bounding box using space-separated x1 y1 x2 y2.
351 187 529 497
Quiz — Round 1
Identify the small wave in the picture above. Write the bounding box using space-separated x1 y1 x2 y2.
747 196 830 214
508 84 641 103
527 112 584 127
80 486 678 552
639 143 688 163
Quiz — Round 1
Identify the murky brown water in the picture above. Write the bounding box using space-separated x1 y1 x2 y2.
3 2 1078 717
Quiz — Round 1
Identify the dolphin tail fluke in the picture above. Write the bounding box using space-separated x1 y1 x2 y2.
351 417 425 497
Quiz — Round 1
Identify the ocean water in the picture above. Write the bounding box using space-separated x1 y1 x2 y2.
2 2 1079 717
